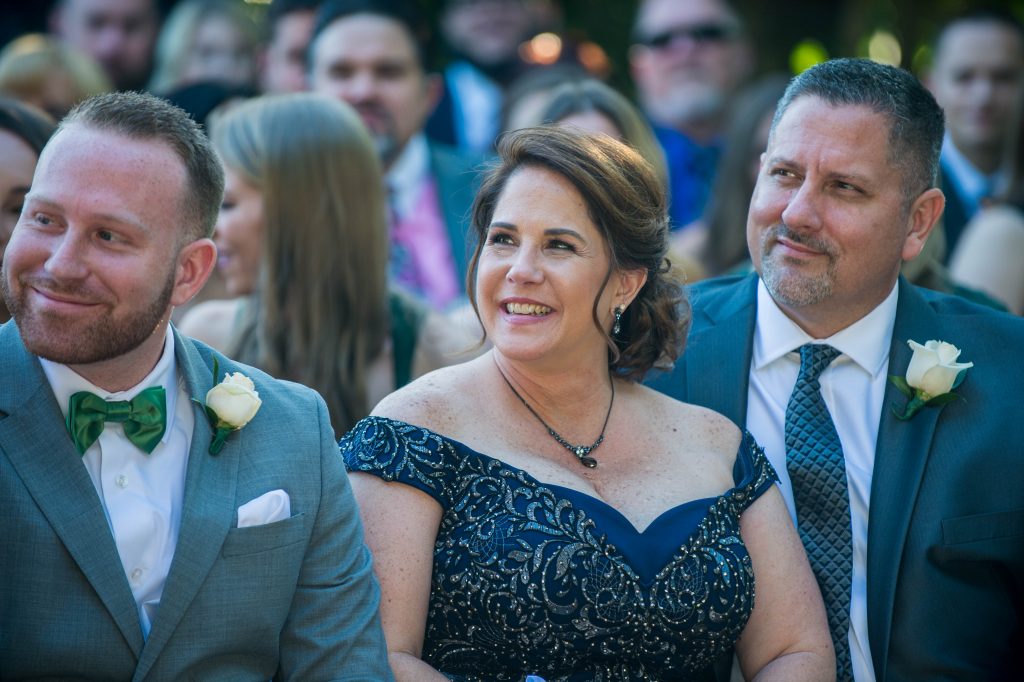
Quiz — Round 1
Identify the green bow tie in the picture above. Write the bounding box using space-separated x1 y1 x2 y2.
66 386 167 455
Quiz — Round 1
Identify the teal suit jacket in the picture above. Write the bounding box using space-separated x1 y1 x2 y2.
429 140 487 292
648 274 1024 680
0 322 392 681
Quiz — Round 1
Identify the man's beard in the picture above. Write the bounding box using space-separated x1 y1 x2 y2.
1 268 175 365
644 82 726 130
758 224 838 308
353 102 401 167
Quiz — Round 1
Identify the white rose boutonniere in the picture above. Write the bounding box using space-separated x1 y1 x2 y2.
193 359 262 454
889 339 973 421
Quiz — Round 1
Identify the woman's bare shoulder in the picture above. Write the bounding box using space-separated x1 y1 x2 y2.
632 383 744 459
177 298 241 352
372 354 490 433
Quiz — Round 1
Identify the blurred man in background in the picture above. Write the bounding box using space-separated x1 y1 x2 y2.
309 0 482 311
630 0 753 229
49 0 160 92
260 0 319 94
927 9 1024 259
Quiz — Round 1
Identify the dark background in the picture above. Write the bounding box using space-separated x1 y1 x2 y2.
2 0 1021 91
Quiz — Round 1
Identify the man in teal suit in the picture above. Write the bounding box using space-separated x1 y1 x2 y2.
650 59 1024 681
0 91 391 680
308 0 485 311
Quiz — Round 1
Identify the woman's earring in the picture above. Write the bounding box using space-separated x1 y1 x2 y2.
612 306 624 336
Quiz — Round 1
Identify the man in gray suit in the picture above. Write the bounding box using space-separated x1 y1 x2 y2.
0 91 391 680
650 58 1024 681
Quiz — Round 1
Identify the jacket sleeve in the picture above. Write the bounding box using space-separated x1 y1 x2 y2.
276 392 393 681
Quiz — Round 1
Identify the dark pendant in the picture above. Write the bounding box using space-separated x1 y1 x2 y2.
574 446 598 468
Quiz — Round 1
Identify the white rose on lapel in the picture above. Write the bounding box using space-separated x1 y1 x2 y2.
206 372 262 428
192 363 263 455
905 340 973 399
889 339 972 421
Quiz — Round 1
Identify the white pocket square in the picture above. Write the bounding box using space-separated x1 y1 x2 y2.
237 489 291 528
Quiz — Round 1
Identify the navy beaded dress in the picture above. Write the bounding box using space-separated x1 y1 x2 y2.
341 416 778 682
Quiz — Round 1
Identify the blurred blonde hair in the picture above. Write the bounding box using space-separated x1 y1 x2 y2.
212 93 390 434
149 0 260 93
0 34 111 118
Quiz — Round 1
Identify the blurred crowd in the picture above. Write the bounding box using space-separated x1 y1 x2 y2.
2 0 1023 431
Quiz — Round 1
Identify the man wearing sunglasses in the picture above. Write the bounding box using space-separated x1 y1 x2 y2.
630 0 753 231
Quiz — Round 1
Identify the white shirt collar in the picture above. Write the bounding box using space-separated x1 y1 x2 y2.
753 279 898 377
40 327 180 446
385 132 430 218
941 133 1003 207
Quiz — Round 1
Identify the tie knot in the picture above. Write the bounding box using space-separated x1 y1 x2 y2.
797 343 842 384
104 399 133 422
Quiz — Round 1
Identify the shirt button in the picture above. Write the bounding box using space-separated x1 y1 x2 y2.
116 475 128 488
130 568 144 582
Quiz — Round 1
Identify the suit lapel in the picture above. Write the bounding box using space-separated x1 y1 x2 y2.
0 323 144 656
685 275 758 425
134 331 240 681
866 280 943 681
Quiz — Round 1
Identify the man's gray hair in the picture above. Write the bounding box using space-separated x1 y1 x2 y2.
770 58 944 201
59 91 224 241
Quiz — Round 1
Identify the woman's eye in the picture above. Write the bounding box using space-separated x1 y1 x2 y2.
549 239 576 252
487 232 514 245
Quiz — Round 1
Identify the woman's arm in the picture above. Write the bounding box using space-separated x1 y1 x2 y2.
177 298 240 351
949 205 1024 314
348 472 450 681
734 486 836 681
411 307 487 379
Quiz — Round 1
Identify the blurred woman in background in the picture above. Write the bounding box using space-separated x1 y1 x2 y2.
532 77 703 281
180 94 475 436
0 97 55 323
149 0 260 94
0 34 110 119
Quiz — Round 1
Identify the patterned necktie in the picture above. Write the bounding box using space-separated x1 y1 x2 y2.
785 344 853 681
66 386 167 455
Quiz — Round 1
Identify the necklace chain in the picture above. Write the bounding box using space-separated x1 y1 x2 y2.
495 361 614 468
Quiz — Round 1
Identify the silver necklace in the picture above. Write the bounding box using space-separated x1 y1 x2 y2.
495 362 614 468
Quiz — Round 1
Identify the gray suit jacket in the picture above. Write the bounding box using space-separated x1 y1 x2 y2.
0 321 392 681
648 274 1024 680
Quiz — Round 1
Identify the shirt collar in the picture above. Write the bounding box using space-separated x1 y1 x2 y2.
385 133 430 218
753 279 898 377
41 326 180 445
941 133 1003 207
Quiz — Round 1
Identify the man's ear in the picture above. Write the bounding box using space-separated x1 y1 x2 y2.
901 187 945 262
171 238 218 307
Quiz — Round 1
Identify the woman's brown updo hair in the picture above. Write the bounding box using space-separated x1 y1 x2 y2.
466 126 689 380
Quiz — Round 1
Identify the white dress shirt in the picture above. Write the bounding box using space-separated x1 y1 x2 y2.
746 280 899 682
42 328 194 637
387 132 431 219
445 60 501 153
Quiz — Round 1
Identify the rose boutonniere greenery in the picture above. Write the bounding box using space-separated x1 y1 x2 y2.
889 339 972 421
193 359 262 454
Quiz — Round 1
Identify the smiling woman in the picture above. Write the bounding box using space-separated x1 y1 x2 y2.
340 126 835 680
